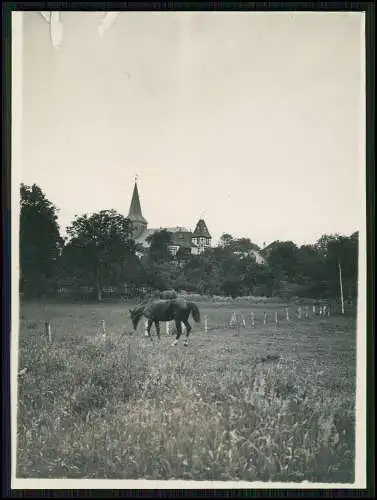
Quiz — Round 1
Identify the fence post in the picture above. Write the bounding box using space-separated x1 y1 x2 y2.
250 311 255 327
305 305 309 320
229 311 236 327
233 317 240 335
275 311 278 328
313 304 316 315
204 316 208 333
285 307 289 321
263 312 267 325
297 306 302 320
101 319 106 337
44 321 52 343
241 314 246 328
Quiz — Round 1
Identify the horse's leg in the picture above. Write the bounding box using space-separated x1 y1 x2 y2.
155 320 161 341
171 319 182 347
183 318 192 347
147 318 154 341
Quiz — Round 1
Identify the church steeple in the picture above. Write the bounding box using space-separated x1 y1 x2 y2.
126 178 147 238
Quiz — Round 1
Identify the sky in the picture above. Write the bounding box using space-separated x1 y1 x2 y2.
19 11 365 248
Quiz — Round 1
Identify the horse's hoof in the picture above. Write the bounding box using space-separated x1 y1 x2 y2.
184 342 188 347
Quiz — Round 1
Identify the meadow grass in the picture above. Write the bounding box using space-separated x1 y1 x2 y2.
16 301 356 482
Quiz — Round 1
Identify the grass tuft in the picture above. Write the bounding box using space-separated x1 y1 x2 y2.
16 302 356 482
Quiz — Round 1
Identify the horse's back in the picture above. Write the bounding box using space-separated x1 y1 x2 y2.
144 298 172 316
160 289 178 299
146 289 178 302
143 297 188 318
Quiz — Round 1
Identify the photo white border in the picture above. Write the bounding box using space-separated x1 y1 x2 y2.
10 10 367 490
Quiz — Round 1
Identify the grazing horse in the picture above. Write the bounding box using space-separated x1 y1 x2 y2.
129 297 201 346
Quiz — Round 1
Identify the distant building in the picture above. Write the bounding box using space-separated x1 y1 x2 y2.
192 219 212 254
125 180 211 257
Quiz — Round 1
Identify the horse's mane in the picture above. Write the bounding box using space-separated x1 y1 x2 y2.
133 302 146 316
133 290 178 316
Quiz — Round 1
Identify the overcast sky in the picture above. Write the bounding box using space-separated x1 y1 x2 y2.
19 11 365 247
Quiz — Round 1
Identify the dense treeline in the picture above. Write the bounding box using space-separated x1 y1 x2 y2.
19 183 359 302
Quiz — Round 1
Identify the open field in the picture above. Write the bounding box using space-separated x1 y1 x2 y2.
16 301 356 482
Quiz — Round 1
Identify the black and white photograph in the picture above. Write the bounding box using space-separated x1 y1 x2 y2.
11 8 367 489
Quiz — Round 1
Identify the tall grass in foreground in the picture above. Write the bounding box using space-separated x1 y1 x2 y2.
17 330 354 482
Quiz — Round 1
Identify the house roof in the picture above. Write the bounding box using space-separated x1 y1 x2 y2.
126 181 147 225
192 219 211 239
135 227 199 249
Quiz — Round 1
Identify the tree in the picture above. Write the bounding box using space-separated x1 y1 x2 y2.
295 244 327 297
176 246 191 265
143 259 179 290
62 210 134 300
318 232 359 300
146 229 173 262
266 241 300 283
229 237 260 253
219 233 234 247
20 183 64 297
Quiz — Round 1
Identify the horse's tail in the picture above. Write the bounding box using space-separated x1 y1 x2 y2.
188 301 201 323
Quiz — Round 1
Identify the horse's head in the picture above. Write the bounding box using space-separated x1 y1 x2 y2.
129 308 141 331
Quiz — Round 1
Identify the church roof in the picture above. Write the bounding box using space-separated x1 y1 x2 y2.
127 181 147 224
192 219 211 239
165 226 191 233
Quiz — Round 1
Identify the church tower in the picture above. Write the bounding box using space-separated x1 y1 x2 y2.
192 218 212 254
126 179 147 239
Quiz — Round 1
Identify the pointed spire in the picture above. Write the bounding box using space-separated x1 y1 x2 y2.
193 218 211 239
127 178 147 224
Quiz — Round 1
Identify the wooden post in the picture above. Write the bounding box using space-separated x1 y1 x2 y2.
338 260 345 315
327 305 331 316
229 311 236 327
235 319 240 335
297 306 302 320
144 320 149 337
305 305 309 320
263 312 267 325
204 316 208 333
319 306 323 317
275 311 278 328
44 321 52 343
101 319 106 336
323 305 327 317
285 307 289 321
313 304 316 315
241 314 246 328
